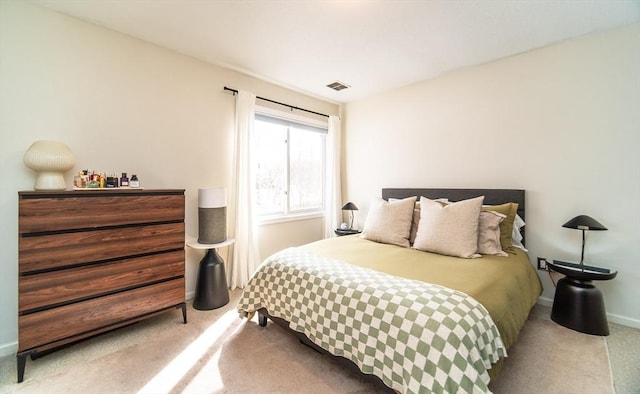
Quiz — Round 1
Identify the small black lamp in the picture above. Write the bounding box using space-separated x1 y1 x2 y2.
341 202 359 230
562 215 607 268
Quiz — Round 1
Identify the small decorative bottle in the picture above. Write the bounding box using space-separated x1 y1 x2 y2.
129 174 139 188
74 171 83 188
120 172 129 187
81 170 89 188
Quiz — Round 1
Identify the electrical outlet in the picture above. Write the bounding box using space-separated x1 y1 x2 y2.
537 257 548 270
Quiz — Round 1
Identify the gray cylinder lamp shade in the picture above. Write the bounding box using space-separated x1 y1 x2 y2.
198 187 227 244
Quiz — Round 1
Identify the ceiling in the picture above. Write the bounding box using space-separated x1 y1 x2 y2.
32 0 640 104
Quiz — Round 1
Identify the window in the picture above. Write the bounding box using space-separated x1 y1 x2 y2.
253 110 326 220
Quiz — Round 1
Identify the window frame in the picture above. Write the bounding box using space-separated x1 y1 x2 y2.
254 106 328 224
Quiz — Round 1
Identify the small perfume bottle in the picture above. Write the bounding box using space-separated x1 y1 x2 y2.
74 171 83 188
106 173 117 188
120 172 129 187
81 170 89 188
129 174 139 188
87 173 100 188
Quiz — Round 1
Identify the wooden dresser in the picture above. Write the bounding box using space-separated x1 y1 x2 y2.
17 189 186 382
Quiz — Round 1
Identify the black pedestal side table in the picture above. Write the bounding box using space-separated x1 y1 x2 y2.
548 260 617 336
187 238 235 310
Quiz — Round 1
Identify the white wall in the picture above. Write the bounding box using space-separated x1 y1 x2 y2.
0 1 337 356
258 217 325 259
343 24 640 328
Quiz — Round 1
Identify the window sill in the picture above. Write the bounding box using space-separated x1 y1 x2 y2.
258 212 325 226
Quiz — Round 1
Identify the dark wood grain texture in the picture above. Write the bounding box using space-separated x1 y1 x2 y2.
19 251 184 313
17 189 186 381
19 191 184 233
19 223 185 273
19 279 184 351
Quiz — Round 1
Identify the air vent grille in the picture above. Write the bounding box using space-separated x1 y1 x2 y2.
326 81 350 91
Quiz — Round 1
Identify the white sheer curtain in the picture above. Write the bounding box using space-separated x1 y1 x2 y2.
324 115 342 238
228 90 261 289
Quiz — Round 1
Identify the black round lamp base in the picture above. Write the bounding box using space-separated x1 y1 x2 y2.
193 249 230 310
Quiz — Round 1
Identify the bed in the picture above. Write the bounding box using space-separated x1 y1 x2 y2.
238 188 542 393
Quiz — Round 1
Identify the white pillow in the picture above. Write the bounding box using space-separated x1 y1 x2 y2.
511 214 527 251
413 196 484 258
360 196 417 247
478 210 508 257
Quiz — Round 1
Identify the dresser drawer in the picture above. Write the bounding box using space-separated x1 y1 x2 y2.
19 250 184 313
19 222 184 274
19 193 184 234
16 190 186 383
18 278 185 352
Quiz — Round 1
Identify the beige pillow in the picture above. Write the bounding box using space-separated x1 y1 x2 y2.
360 196 417 247
478 210 508 257
482 202 519 253
409 207 420 245
413 196 484 258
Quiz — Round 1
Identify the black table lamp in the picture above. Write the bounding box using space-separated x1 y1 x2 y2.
341 202 358 230
562 215 607 267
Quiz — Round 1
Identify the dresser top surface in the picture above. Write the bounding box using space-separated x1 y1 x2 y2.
19 189 185 197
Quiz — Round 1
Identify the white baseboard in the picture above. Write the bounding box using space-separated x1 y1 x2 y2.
537 296 640 329
607 313 640 329
0 341 17 358
536 296 553 308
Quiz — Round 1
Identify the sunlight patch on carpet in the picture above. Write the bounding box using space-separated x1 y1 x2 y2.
181 345 225 392
137 310 241 394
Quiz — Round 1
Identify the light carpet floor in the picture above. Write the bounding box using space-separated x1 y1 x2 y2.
0 290 617 393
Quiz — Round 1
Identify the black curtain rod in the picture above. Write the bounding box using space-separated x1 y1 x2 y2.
224 86 330 118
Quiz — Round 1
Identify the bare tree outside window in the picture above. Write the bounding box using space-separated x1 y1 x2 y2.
254 114 326 218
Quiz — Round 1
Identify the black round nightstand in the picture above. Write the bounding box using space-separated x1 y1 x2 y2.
334 228 361 236
187 239 235 310
548 260 617 336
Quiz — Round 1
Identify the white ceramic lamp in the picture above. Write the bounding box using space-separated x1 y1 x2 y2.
23 140 76 190
198 187 227 244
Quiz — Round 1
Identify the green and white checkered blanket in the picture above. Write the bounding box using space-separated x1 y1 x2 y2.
238 248 506 393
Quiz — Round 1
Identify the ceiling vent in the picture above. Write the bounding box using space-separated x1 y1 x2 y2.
326 81 350 91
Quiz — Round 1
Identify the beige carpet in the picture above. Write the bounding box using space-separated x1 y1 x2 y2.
488 319 613 394
0 290 614 394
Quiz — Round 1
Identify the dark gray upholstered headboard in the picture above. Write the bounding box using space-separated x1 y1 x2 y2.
381 188 526 245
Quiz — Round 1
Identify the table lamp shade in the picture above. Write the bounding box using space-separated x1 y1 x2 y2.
342 202 358 211
562 215 607 231
198 188 227 244
562 214 607 265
